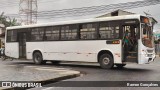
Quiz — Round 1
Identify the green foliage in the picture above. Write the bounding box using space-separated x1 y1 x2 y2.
0 12 20 27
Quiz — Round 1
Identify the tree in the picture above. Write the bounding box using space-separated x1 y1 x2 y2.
0 12 20 27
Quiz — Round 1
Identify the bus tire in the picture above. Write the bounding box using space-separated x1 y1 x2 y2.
115 64 126 68
33 52 45 65
99 54 114 69
51 61 61 65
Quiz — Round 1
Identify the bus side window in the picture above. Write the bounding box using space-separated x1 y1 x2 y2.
80 23 97 40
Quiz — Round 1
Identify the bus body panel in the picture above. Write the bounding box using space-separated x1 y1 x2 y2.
5 42 19 58
5 15 155 66
138 40 156 64
26 40 122 63
26 42 45 59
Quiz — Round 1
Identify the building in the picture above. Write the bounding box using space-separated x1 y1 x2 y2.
96 9 157 26
0 24 5 47
96 9 135 18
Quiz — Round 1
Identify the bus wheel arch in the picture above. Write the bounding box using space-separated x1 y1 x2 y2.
33 50 46 65
97 50 114 69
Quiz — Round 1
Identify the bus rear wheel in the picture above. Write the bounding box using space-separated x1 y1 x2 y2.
33 52 45 65
99 54 114 69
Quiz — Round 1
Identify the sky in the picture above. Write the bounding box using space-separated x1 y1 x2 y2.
0 0 160 32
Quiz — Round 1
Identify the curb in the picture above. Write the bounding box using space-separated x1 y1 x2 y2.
1 72 81 90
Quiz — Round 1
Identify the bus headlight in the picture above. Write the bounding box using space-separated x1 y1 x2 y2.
142 49 147 55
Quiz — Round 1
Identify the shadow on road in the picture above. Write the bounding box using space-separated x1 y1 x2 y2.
112 67 152 72
4 61 153 73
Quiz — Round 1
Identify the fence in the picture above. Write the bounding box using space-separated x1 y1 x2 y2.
155 44 160 55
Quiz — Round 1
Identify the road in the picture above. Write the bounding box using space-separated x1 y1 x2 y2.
1 57 160 90
30 57 160 90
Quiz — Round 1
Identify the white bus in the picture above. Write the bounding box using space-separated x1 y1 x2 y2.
5 14 156 69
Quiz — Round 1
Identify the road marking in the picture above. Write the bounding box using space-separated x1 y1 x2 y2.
35 68 68 72
42 87 55 90
25 66 39 68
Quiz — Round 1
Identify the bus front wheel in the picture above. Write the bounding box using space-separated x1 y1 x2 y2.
99 54 114 69
33 52 45 65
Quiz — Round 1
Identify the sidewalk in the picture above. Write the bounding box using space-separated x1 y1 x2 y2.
156 54 160 57
0 59 80 90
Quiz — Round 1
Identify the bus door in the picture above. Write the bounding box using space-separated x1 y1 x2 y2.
122 25 138 63
18 32 27 58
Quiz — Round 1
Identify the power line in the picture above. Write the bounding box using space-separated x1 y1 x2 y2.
5 0 160 21
37 0 160 17
35 0 160 19
0 0 59 8
0 0 19 8
19 0 38 25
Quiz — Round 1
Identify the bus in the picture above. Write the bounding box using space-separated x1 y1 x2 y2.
5 14 156 69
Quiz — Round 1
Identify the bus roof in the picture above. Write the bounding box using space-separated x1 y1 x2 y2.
7 14 143 30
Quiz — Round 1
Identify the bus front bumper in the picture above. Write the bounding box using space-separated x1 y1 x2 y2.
139 54 156 64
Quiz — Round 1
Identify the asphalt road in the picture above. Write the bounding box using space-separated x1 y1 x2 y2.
1 57 160 90
26 56 160 90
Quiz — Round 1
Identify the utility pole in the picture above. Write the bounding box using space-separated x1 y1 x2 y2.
19 0 37 25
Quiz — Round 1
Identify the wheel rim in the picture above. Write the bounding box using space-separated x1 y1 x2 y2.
35 55 40 63
103 57 110 65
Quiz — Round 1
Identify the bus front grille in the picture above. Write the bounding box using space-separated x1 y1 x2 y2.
147 50 153 53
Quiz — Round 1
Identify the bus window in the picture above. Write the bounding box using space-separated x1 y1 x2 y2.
99 22 119 39
7 30 17 42
80 23 97 39
45 26 60 40
141 24 153 48
115 26 120 38
61 25 78 40
31 28 44 41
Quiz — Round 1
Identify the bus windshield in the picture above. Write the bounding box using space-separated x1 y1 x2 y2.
141 24 153 48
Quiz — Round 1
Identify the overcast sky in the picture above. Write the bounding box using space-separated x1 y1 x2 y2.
0 0 160 31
